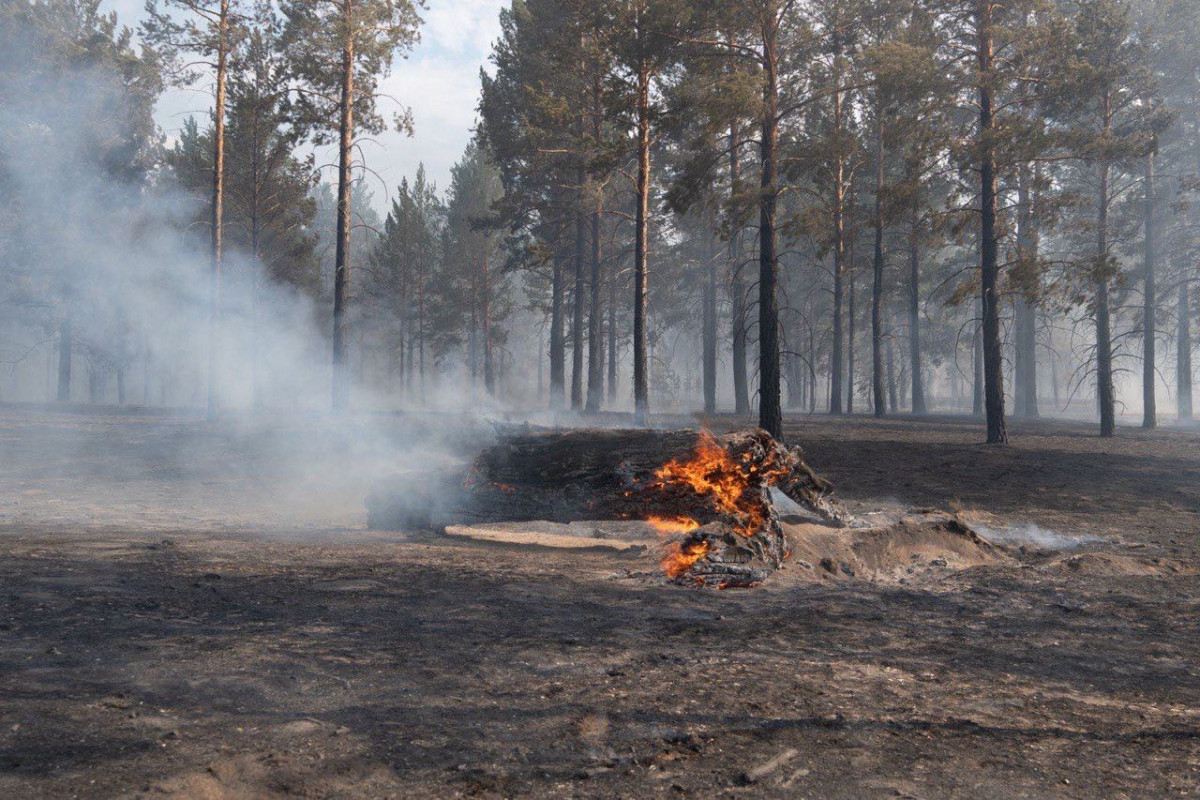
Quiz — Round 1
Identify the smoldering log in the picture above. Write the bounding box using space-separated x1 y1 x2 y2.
366 428 845 579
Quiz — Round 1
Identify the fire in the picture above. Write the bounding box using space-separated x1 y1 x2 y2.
662 537 711 579
646 515 700 535
650 430 787 538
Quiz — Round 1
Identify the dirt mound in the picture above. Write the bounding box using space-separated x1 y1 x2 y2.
1043 552 1196 577
781 516 1010 582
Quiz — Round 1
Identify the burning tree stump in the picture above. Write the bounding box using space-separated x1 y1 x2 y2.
367 428 845 587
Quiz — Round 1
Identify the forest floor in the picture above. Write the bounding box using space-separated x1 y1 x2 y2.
1 406 1198 798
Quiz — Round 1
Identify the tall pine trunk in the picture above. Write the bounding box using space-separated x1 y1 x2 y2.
848 251 856 413
829 37 846 415
586 198 604 412
206 0 229 421
1014 164 1039 418
909 197 926 414
1179 282 1193 421
482 246 494 396
977 0 1008 443
632 67 651 424
1142 149 1157 429
332 0 355 414
703 234 718 413
871 119 885 419
729 126 750 416
973 296 984 417
607 268 618 404
571 194 586 410
1096 135 1116 437
549 232 566 408
757 16 783 440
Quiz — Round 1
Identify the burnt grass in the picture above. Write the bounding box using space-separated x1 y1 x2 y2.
1 408 1199 798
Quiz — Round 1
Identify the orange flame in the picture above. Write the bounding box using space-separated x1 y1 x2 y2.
650 431 787 538
662 537 711 579
646 515 701 535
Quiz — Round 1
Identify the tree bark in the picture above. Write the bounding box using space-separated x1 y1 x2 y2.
1179 281 1194 421
1142 149 1157 429
848 249 856 413
586 196 604 412
206 0 229 421
871 117 886 419
549 231 566 408
909 196 926 414
829 35 846 415
757 12 783 440
607 265 618 404
332 0 355 415
977 0 1008 443
973 296 984 417
703 234 718 414
729 126 750 416
1096 141 1116 437
633 67 652 424
572 192 587 410
1013 166 1038 418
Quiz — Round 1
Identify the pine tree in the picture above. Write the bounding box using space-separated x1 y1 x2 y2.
281 0 422 413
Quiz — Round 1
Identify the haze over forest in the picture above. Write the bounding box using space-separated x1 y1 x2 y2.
2 0 1199 443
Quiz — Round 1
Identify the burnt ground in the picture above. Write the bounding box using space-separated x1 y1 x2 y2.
1 407 1198 798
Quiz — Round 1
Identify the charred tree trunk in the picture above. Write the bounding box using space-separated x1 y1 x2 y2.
848 247 856 413
1142 149 1157 430
1180 282 1194 421
550 233 566 409
1097 146 1116 438
572 194 587 410
729 131 751 416
977 0 1008 443
909 198 926 415
368 428 845 584
757 17 783 440
586 197 604 412
871 120 886 419
608 268 618 405
1014 164 1039 419
703 235 718 414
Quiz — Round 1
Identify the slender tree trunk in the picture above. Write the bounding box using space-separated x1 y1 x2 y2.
977 0 1008 442
1142 148 1157 429
56 315 71 402
482 245 494 396
1097 155 1116 438
572 192 586 410
206 0 229 421
608 266 618 404
830 37 846 415
757 16 783 440
586 197 604 411
848 251 856 413
332 0 355 414
549 233 566 408
703 234 718 414
973 296 984 417
1179 281 1193 420
1014 164 1039 418
871 119 886 419
886 332 898 413
729 130 750 416
909 198 926 415
633 66 652 424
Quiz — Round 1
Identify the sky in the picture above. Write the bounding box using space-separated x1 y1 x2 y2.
101 0 506 207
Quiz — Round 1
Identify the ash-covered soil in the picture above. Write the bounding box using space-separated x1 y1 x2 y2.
1 407 1199 798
